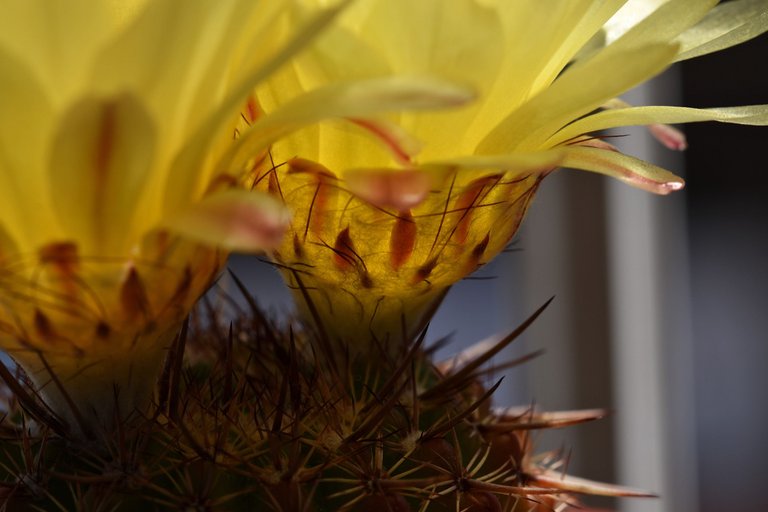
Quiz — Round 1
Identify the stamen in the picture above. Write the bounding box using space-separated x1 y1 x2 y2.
453 176 501 245
289 158 336 238
33 309 56 343
333 227 357 271
413 257 438 285
349 118 421 165
39 242 79 276
120 267 150 321
245 96 260 124
390 211 416 270
463 233 490 275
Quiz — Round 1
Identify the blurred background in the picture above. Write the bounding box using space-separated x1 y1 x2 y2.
233 33 768 512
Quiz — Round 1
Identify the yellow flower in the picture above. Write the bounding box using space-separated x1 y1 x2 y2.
254 0 768 351
0 0 300 432
0 0 471 432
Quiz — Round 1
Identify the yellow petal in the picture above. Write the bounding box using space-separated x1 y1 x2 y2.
425 144 684 196
648 123 688 151
92 0 289 128
548 104 768 147
0 0 119 103
675 0 768 61
219 76 475 176
411 0 625 157
429 150 566 176
560 146 684 194
343 168 433 210
478 43 678 153
601 0 669 47
0 222 19 264
161 0 352 215
602 0 717 52
48 94 156 255
347 118 424 163
160 189 290 253
331 0 503 85
506 0 629 96
0 47 58 249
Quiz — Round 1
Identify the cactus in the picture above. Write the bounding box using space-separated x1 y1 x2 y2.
1 0 767 511
0 281 649 511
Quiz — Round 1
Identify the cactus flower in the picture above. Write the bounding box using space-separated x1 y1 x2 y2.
0 0 473 433
254 0 768 351
0 0 305 433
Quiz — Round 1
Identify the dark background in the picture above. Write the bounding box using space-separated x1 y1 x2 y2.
682 32 768 512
